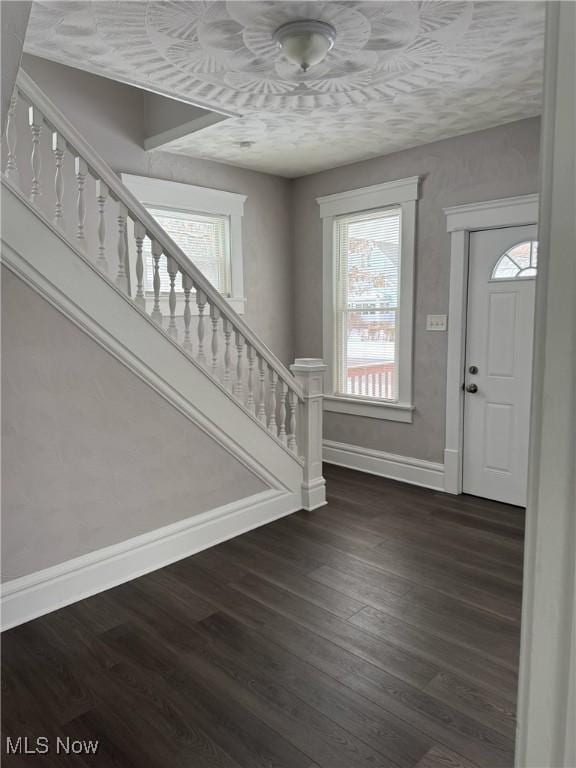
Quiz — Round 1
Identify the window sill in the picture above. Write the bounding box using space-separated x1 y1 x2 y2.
324 395 414 423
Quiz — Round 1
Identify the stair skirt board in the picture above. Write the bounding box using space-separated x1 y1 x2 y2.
1 489 301 630
323 439 445 491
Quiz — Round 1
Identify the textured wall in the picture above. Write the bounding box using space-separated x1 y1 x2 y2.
1 269 266 580
292 118 541 462
21 54 295 367
1 1 31 134
13 56 541 469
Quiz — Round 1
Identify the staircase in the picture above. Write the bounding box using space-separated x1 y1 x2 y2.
1 71 326 628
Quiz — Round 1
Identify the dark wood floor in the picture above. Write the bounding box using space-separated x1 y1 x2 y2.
2 464 525 768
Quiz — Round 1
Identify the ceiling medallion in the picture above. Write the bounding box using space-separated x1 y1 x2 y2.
272 20 336 73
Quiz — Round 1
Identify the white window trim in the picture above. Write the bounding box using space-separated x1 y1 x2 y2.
121 173 247 314
318 176 419 423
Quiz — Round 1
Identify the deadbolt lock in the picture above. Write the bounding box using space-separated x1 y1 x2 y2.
469 365 479 374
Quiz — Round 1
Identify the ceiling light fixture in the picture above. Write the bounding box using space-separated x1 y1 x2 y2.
273 19 336 72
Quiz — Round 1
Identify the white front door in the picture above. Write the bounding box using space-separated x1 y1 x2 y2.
463 225 538 506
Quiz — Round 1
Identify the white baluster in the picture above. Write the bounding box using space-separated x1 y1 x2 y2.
210 304 220 376
257 356 267 423
75 157 88 247
28 106 42 204
234 331 245 399
96 180 109 274
52 132 65 228
268 369 277 433
279 380 288 444
116 202 128 291
5 92 19 183
378 372 383 397
166 255 178 339
134 221 145 307
288 390 298 452
223 318 233 390
182 273 193 353
246 345 256 414
150 241 163 324
196 289 207 365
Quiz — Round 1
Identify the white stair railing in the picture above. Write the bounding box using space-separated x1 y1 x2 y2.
1 71 326 494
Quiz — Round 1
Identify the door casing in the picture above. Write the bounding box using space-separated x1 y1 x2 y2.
443 194 539 495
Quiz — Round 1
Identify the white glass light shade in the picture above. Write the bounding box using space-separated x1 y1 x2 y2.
273 20 336 72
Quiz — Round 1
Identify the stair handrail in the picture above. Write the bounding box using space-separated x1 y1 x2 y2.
14 70 303 400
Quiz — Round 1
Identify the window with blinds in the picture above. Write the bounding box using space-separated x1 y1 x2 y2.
143 207 231 296
334 207 402 401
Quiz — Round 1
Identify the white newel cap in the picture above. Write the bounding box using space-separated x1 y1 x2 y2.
290 357 326 371
290 358 326 397
290 358 327 373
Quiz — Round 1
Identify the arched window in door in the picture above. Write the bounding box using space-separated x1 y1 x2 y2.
491 240 538 280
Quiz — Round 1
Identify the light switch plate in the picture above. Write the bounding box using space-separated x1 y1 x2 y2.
426 314 447 331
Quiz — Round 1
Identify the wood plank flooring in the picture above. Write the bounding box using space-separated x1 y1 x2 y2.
1 464 525 767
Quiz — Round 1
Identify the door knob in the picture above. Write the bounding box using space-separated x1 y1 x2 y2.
466 383 478 393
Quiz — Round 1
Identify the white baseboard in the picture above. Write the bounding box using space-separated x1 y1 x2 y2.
1 489 300 630
323 439 445 491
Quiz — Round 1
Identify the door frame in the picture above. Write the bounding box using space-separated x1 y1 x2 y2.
443 194 539 495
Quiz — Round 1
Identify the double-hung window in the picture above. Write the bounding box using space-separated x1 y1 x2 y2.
319 177 419 422
142 208 230 296
122 174 246 314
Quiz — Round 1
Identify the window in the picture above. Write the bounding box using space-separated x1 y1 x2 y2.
122 174 246 314
492 240 538 280
143 208 230 296
319 177 419 423
335 208 401 401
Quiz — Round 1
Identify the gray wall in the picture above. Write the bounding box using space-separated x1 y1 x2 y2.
1 1 31 134
292 118 541 462
20 55 540 466
1 268 266 580
21 54 295 366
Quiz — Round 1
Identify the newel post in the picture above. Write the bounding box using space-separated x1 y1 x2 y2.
290 358 327 511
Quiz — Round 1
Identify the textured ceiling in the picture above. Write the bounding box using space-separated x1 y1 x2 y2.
24 1 545 177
